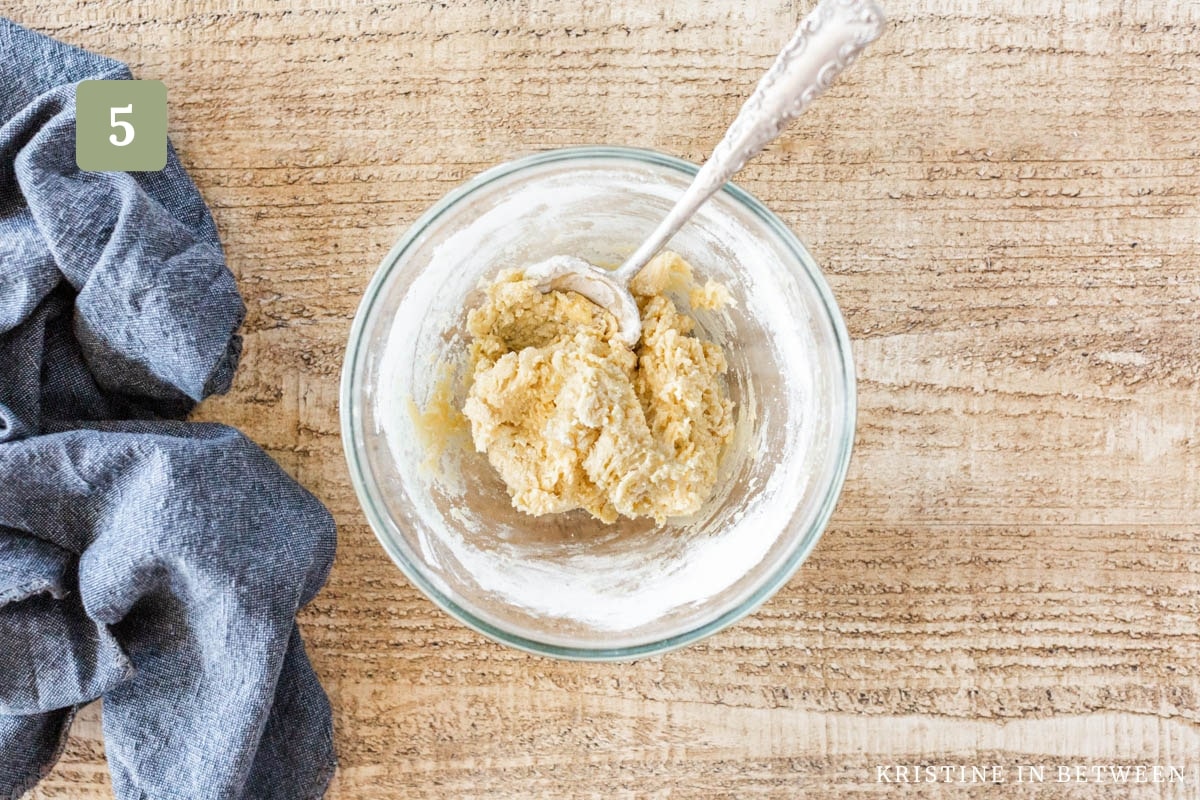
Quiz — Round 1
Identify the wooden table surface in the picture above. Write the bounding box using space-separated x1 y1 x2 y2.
7 1 1200 797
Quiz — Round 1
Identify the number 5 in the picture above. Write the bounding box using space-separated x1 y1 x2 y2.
109 105 135 147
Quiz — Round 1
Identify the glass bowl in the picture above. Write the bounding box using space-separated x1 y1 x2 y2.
340 146 856 660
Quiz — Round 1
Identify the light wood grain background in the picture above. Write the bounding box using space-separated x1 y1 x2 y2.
5 0 1200 797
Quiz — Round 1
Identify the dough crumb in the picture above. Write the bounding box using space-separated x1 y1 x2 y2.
462 251 734 524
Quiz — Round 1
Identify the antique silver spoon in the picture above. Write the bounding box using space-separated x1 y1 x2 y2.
525 0 885 345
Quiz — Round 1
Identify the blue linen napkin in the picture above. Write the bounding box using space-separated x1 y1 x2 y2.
0 18 337 800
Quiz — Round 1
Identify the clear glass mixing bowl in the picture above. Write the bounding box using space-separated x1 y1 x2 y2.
341 146 856 660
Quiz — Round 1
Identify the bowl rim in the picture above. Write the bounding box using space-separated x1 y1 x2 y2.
340 145 857 661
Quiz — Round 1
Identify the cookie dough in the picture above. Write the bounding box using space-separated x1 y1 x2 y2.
462 251 734 524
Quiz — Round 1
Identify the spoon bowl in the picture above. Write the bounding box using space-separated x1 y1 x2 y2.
523 255 643 345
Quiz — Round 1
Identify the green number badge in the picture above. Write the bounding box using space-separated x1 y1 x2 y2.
75 80 168 172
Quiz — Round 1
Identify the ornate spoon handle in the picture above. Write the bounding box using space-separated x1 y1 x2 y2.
616 0 886 280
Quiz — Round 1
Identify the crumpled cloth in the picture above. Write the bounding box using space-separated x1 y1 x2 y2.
0 18 336 800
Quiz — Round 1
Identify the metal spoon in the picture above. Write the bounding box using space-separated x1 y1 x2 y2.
525 0 886 345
